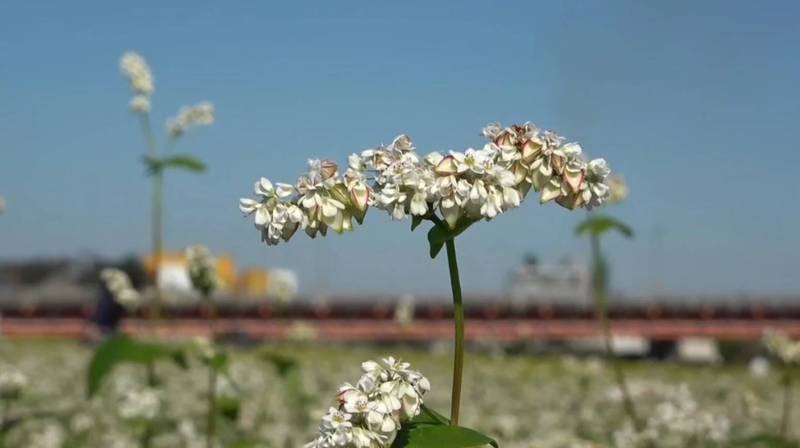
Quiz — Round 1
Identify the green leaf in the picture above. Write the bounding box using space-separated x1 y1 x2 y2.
160 154 207 173
87 335 187 397
411 215 425 231
426 218 476 259
411 405 450 426
209 352 230 374
261 352 299 378
392 425 498 448
575 215 633 239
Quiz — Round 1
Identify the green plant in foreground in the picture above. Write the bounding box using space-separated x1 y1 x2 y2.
239 122 616 446
763 329 800 440
119 52 215 322
574 175 642 432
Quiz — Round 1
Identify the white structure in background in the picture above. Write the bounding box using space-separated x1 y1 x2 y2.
507 256 590 307
157 262 194 299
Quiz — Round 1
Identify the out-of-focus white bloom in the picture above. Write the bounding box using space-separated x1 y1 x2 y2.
186 245 222 297
240 122 613 246
129 95 151 114
167 101 215 138
29 423 65 448
394 295 415 327
100 268 141 310
763 329 800 365
306 356 430 447
749 356 770 378
286 320 318 342
0 367 27 399
119 52 154 97
267 268 299 304
193 336 217 362
608 174 628 204
612 382 730 447
117 385 161 421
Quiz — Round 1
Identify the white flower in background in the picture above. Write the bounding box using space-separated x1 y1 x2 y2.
763 329 800 365
186 245 223 297
29 423 65 448
267 268 299 304
749 356 770 378
240 122 613 245
0 367 27 399
129 95 151 114
117 385 161 421
306 356 430 447
119 52 154 97
100 268 141 310
167 101 215 138
608 174 628 204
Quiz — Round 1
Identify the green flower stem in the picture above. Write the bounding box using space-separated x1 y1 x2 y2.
444 238 465 426
139 114 163 325
206 298 218 448
206 362 218 448
590 231 642 432
780 372 793 438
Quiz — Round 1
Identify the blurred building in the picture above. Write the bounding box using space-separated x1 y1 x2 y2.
507 255 590 308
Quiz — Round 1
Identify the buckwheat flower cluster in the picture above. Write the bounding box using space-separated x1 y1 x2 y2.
119 52 154 114
763 329 800 365
100 268 141 310
117 385 161 422
186 245 222 297
240 123 612 245
305 356 431 447
0 367 27 400
167 101 216 138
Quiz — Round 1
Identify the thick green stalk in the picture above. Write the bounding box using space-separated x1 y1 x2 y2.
780 372 793 438
590 232 642 432
444 238 465 426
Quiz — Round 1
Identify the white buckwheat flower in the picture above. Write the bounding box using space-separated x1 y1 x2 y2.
167 101 216 138
186 245 223 297
0 368 27 400
241 122 613 244
764 329 800 365
119 52 154 97
100 268 141 310
306 356 430 447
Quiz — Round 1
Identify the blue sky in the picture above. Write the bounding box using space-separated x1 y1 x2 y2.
1 1 798 297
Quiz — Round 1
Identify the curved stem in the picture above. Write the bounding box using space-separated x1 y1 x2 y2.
590 232 642 432
780 372 793 438
444 238 465 426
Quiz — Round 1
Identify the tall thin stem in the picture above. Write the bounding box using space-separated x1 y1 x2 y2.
780 372 793 438
139 114 163 324
205 298 218 448
444 238 465 426
590 232 642 432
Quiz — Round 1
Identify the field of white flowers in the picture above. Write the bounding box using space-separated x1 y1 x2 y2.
0 340 794 448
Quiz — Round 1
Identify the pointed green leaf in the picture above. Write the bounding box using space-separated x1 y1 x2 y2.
87 335 187 397
392 425 498 448
575 215 633 239
411 215 425 231
160 154 207 173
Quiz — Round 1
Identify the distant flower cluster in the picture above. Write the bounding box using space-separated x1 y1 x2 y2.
611 382 730 447
100 268 140 310
240 123 612 246
167 102 216 138
0 367 27 400
763 329 800 365
119 52 154 114
305 356 430 447
186 245 222 297
116 384 161 422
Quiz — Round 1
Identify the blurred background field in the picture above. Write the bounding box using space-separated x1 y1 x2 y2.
0 339 790 448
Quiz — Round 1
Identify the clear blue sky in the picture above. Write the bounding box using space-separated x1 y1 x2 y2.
1 1 798 297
